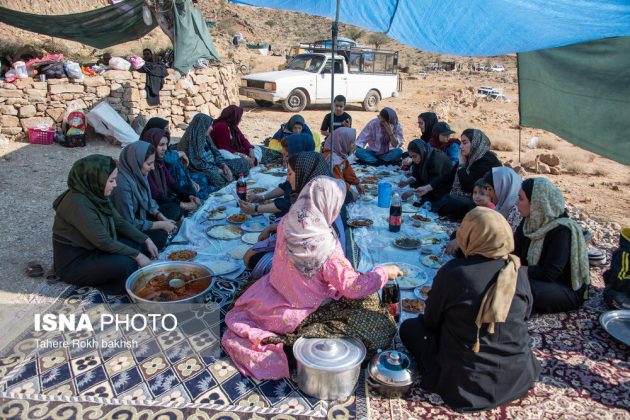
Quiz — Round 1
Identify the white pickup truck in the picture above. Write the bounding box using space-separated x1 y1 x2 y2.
239 50 401 112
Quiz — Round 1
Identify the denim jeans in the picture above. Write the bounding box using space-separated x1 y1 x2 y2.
355 147 403 166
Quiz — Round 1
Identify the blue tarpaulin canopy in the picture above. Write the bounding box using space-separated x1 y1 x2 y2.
229 0 630 56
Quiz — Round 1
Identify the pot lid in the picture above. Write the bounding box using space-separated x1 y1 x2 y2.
368 350 415 386
293 337 366 371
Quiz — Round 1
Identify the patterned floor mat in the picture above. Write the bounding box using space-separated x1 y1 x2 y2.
369 270 630 418
0 272 368 419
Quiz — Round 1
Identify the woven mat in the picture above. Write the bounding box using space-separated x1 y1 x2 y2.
0 272 368 420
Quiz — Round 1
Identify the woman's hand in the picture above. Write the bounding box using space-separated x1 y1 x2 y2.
380 264 404 280
402 157 413 166
192 181 200 192
399 179 410 188
222 164 233 182
144 238 159 259
178 151 189 167
135 253 153 267
248 193 264 203
356 184 365 195
415 185 433 197
258 224 277 241
401 190 415 201
239 200 255 214
444 239 459 256
155 220 177 234
191 196 202 207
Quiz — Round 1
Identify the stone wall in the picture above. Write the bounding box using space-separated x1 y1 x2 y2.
0 64 240 138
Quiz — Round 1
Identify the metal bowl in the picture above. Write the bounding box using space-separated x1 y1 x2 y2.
125 261 214 308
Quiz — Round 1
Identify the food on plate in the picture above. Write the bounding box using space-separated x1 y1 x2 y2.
167 250 197 261
207 209 227 220
394 237 421 249
227 214 250 224
402 298 425 313
136 271 210 301
421 237 441 245
242 232 260 244
422 255 444 268
362 183 377 191
218 194 235 202
363 176 379 182
229 244 251 259
360 194 375 201
246 180 257 185
421 285 432 295
249 187 267 194
207 225 242 240
401 203 420 213
411 214 432 223
348 218 374 228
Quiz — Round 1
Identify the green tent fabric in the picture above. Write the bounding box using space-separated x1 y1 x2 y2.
0 0 156 49
173 0 221 74
518 37 630 165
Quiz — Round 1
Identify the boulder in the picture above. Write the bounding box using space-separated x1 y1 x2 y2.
0 89 23 98
32 82 47 90
549 166 562 175
537 162 551 174
46 108 65 122
25 89 47 97
0 105 17 116
82 76 106 87
1 115 19 127
1 127 23 135
538 153 560 167
20 116 54 130
49 84 84 94
104 70 132 81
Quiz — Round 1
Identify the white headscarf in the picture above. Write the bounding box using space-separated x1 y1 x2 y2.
491 167 522 218
283 176 347 278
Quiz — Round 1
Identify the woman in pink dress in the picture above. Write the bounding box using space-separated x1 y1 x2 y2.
222 175 402 380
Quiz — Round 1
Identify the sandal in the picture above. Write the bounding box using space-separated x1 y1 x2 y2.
25 260 44 278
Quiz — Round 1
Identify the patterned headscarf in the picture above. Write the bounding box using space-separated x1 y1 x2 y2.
178 113 223 172
491 167 522 218
117 141 156 213
523 178 590 296
323 127 356 167
290 151 331 195
450 128 492 197
419 112 438 141
456 207 520 353
284 176 347 278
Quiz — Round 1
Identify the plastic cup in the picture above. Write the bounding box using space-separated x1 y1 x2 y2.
377 182 392 208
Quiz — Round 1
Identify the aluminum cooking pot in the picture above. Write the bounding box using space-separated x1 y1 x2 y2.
367 349 416 398
293 337 366 400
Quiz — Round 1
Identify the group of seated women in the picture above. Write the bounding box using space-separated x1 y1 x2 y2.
50 104 591 413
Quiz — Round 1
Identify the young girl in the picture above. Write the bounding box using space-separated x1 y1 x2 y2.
472 178 496 209
322 127 363 200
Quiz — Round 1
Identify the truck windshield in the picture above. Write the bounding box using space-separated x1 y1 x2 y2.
287 55 325 73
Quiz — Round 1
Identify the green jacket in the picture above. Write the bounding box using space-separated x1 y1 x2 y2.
53 191 148 258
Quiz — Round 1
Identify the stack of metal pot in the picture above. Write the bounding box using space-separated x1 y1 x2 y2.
367 349 416 398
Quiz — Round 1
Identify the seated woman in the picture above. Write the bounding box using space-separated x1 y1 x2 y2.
399 140 452 202
322 127 363 201
52 155 158 293
178 113 250 194
140 117 200 199
240 133 316 217
111 141 179 251
243 151 342 281
418 112 438 142
415 128 501 220
485 167 523 231
514 178 590 314
355 107 404 166
222 176 402 380
400 207 541 412
141 128 201 215
210 105 258 167
429 121 460 166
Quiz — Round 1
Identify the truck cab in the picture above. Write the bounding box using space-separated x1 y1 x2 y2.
240 46 400 112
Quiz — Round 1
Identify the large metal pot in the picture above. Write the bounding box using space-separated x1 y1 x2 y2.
367 350 416 398
293 337 366 400
125 261 214 312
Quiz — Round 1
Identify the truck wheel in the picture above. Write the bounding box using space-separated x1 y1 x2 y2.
254 99 274 107
282 89 308 112
362 90 380 112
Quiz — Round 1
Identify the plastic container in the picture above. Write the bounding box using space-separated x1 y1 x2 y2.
28 128 56 145
377 182 392 208
13 61 28 79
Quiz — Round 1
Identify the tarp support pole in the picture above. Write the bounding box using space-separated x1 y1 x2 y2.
329 0 341 173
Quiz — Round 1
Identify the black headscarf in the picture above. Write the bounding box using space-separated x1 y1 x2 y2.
522 178 535 201
408 139 434 184
140 117 170 142
419 112 438 141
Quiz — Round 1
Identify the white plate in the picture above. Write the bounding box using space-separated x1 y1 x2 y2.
217 194 235 202
414 285 432 300
241 220 268 232
402 204 420 213
374 262 428 289
359 194 375 202
209 260 240 275
422 255 445 269
206 211 227 220
242 232 260 244
229 244 251 260
207 225 242 240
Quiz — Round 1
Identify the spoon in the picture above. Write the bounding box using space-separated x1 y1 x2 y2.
169 278 186 288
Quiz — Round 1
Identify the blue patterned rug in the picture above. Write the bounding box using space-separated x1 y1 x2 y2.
0 276 369 419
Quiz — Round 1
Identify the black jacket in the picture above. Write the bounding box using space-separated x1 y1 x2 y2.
422 255 541 412
141 62 168 106
431 151 501 194
410 149 453 201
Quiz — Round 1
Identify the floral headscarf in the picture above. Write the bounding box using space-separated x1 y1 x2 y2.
284 176 347 278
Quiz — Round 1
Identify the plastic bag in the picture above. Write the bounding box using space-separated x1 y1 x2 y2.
527 137 539 149
128 55 145 70
86 101 139 145
63 61 83 80
193 58 209 68
108 57 131 71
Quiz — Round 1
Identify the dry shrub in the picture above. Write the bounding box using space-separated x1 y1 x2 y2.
591 167 610 177
563 162 589 175
537 138 557 150
587 153 597 163
491 139 516 152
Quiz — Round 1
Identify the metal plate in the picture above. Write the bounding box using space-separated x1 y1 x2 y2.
374 262 428 289
599 310 630 345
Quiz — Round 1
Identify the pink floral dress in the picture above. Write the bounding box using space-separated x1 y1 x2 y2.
221 219 388 380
